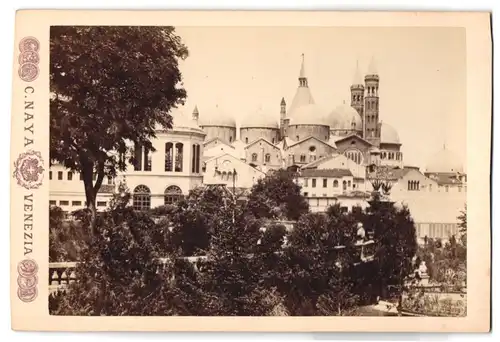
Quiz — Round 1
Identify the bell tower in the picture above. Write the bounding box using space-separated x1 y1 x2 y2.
350 60 365 138
280 97 287 139
364 56 380 146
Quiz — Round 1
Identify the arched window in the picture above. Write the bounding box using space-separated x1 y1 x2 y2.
352 95 356 102
175 143 183 172
265 153 271 163
165 143 173 171
229 136 233 143
300 154 306 163
251 153 258 162
333 180 339 188
272 138 275 144
164 185 183 205
296 135 300 141
245 137 249 144
342 180 347 191
133 185 151 211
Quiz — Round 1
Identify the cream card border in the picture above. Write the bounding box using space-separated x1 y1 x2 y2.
10 10 491 332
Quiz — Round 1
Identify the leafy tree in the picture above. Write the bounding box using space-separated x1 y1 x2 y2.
49 206 88 262
51 207 186 316
183 191 283 316
169 186 233 256
279 210 360 315
363 193 417 308
246 169 309 221
50 26 189 234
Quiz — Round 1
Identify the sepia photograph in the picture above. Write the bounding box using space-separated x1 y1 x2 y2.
44 24 469 318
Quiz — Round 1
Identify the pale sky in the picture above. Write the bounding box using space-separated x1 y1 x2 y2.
174 26 466 171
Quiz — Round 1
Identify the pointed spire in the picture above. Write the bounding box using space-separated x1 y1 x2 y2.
192 105 199 121
280 97 286 106
353 59 363 85
368 55 378 75
298 54 308 87
299 53 306 78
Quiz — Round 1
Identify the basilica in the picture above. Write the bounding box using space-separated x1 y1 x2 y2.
48 55 467 243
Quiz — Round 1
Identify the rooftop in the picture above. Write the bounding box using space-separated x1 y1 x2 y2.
300 168 353 178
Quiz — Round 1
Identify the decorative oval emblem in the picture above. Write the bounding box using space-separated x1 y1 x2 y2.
18 51 40 64
17 275 38 289
18 63 39 82
13 151 45 190
17 287 38 303
19 36 40 53
17 259 38 277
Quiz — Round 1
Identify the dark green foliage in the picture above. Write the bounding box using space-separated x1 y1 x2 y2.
50 26 188 233
51 207 184 316
363 196 417 293
169 186 229 256
50 181 421 316
278 208 361 315
49 206 88 262
246 169 309 220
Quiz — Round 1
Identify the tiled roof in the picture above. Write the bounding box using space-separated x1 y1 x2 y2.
366 166 409 180
425 172 465 186
300 168 353 178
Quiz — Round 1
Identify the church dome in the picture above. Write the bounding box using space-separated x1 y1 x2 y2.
380 122 400 145
241 106 279 129
327 103 362 131
198 104 236 127
425 147 464 174
288 104 328 126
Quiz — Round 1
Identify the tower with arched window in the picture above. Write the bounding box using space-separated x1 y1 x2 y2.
364 56 380 145
350 60 365 134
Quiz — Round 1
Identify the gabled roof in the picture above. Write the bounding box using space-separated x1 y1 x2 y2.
204 152 266 175
300 168 353 178
277 137 296 150
245 137 281 150
333 133 374 147
288 135 337 150
203 137 234 148
301 152 346 169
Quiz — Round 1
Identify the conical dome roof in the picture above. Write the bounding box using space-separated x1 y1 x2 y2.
289 54 315 113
